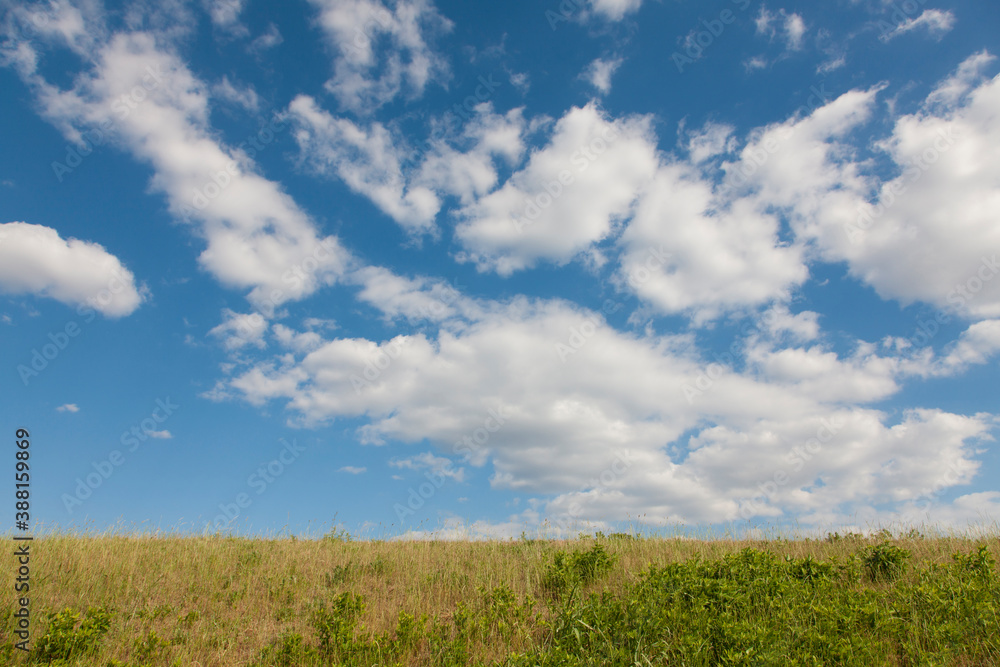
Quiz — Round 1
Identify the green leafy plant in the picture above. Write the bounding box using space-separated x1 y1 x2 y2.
862 542 911 582
542 543 617 597
951 543 996 577
34 606 114 662
133 629 169 663
324 562 354 586
786 554 834 585
312 591 366 659
392 610 426 652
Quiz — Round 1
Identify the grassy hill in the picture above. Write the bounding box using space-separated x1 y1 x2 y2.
3 529 998 665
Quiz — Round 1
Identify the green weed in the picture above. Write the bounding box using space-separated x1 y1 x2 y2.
34 606 114 662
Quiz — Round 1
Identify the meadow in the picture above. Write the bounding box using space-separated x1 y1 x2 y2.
2 527 998 665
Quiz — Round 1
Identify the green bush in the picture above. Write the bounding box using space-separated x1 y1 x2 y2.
34 606 114 662
253 631 322 667
785 554 834 585
951 543 996 577
312 591 366 658
324 562 354 586
862 542 911 582
542 543 617 597
132 629 169 663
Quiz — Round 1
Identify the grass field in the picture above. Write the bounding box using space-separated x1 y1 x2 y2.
3 527 999 665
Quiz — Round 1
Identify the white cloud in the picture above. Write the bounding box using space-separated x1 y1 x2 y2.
816 54 1000 318
308 0 453 114
249 23 283 52
272 323 324 354
0 222 144 317
0 0 105 69
508 70 529 94
208 308 272 350
121 0 198 44
881 9 955 41
413 106 527 205
899 319 1000 378
685 66 993 326
56 403 80 413
698 86 882 291
759 304 821 342
148 429 172 439
783 12 806 50
906 492 1000 531
685 121 735 163
202 0 246 34
588 0 642 22
209 309 268 350
392 513 540 541
939 320 1000 369
755 7 774 35
742 340 899 404
350 265 481 323
755 7 806 52
390 451 464 481
6 26 354 311
641 53 1000 330
339 465 367 474
303 317 337 331
617 163 808 323
287 94 440 232
288 95 526 233
455 103 659 275
581 57 623 95
212 76 258 111
213 277 1000 528
816 54 846 74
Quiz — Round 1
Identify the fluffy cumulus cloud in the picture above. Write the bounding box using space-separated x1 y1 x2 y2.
287 95 526 233
4 18 352 313
617 57 1000 324
413 106 527 205
899 319 1000 378
581 57 623 94
308 0 453 114
684 121 735 164
209 308 269 350
287 94 441 232
759 53 1000 319
455 103 659 275
207 53 1000 531
846 59 1000 317
209 266 999 528
612 90 874 321
0 222 144 317
617 163 808 323
350 265 483 323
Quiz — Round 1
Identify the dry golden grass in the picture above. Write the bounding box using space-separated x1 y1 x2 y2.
3 524 998 666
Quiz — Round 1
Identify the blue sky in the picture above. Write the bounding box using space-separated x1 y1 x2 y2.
1 0 999 539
